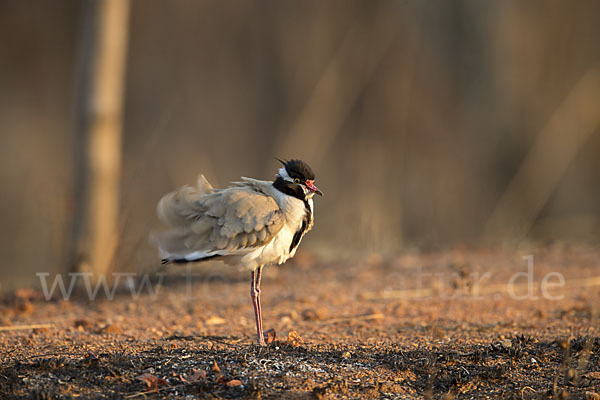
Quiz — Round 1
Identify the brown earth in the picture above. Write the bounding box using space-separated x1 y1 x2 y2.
1 244 600 399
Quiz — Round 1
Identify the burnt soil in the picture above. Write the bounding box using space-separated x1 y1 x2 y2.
1 245 600 399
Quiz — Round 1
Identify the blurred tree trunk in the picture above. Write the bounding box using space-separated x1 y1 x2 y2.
70 0 130 277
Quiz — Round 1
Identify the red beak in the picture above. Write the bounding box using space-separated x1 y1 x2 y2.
305 180 323 196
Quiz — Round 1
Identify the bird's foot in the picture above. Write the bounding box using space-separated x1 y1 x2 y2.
255 331 266 346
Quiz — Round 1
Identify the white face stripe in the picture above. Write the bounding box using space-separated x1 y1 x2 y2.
278 167 293 182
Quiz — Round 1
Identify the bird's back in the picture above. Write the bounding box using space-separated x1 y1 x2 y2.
154 176 305 268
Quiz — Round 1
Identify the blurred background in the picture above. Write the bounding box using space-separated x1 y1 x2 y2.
1 0 600 290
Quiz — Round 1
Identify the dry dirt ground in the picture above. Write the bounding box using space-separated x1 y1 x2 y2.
1 245 600 399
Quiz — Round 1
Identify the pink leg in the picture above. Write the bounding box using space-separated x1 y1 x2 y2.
250 266 265 346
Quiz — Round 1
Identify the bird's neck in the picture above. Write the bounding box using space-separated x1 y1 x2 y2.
273 176 305 202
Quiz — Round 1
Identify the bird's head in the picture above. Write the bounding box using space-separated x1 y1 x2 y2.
275 158 323 199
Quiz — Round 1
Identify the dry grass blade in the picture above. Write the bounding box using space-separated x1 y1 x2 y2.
319 313 384 325
0 324 54 331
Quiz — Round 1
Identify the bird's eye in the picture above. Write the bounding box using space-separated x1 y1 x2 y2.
293 178 301 184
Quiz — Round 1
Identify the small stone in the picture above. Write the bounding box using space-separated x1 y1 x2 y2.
205 316 226 325
100 324 123 334
264 328 277 344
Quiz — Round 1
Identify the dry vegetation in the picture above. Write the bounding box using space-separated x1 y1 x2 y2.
3 2 600 399
1 245 599 399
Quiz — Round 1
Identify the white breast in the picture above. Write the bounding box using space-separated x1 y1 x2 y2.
239 189 310 269
272 189 308 226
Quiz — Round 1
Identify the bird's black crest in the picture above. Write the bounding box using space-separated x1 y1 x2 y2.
277 158 316 181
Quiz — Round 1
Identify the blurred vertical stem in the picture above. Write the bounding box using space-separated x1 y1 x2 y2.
71 0 130 277
484 69 600 242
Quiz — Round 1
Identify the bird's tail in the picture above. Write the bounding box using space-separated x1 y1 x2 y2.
156 174 214 227
151 229 221 264
153 174 216 263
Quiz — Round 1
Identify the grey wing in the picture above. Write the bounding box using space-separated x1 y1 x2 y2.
154 183 285 258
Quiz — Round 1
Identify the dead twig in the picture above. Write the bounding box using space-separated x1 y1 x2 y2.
0 324 54 331
20 352 84 360
319 313 384 325
521 386 536 399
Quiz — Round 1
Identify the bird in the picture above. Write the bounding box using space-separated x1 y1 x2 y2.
153 159 322 345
